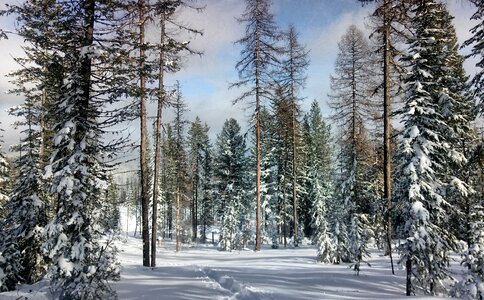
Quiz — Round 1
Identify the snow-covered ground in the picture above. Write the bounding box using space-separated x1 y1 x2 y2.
112 236 447 300
0 235 452 299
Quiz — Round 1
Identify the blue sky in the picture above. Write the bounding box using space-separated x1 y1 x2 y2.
0 0 478 153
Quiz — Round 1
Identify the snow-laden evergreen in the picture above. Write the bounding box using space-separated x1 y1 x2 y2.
301 101 335 262
0 102 47 291
0 123 9 217
43 64 120 299
463 0 484 115
395 1 466 295
214 119 247 251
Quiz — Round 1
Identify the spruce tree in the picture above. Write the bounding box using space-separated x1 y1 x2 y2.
37 0 124 297
0 101 48 291
214 119 247 251
302 101 335 263
394 0 463 295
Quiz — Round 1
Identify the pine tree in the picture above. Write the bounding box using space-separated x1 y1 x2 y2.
214 119 247 251
394 1 463 295
328 24 374 264
231 0 281 251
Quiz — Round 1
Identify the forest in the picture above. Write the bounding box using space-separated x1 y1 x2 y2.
0 0 483 299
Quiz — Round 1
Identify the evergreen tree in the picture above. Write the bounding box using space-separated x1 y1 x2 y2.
160 125 176 240
231 0 281 251
302 101 335 263
0 123 9 218
172 83 189 252
0 100 48 291
37 0 124 297
199 125 214 243
188 117 210 242
214 119 247 251
394 1 463 295
463 0 484 115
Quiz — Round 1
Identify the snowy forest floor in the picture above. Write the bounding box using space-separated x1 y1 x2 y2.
0 234 454 300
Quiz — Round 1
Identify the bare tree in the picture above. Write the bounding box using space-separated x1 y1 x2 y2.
231 0 281 251
279 24 309 246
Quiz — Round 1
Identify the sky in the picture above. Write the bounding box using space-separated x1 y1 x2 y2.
0 0 479 157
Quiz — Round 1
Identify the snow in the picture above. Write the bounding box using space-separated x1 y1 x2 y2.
110 236 448 299
411 201 429 222
1 234 455 299
58 257 74 276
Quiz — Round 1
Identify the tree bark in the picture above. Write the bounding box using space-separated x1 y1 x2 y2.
254 0 262 252
176 187 181 252
150 13 165 268
292 98 298 246
406 258 412 296
383 0 395 275
139 0 150 267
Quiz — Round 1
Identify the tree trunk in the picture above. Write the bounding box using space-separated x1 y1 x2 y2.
138 0 150 267
406 258 412 296
150 14 165 268
383 0 395 275
176 187 181 252
292 103 298 246
254 0 262 252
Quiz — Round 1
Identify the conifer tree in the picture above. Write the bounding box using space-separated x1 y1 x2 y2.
199 125 214 243
328 25 374 264
150 0 203 266
0 101 48 291
172 83 189 252
214 119 247 251
463 0 484 115
0 123 9 218
302 101 335 263
394 1 464 295
188 117 210 242
35 0 124 297
231 0 281 250
279 24 309 246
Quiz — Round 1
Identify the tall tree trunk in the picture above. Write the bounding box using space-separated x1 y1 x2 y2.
151 14 165 268
138 0 150 267
292 103 298 246
176 186 181 252
254 0 262 252
383 0 395 274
